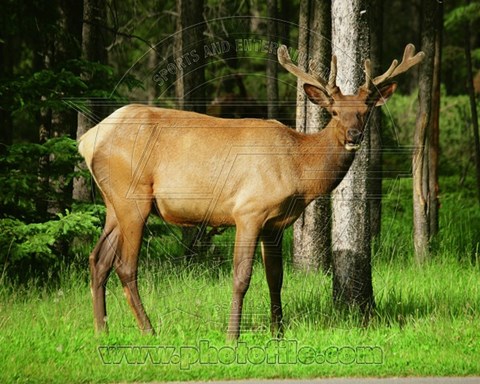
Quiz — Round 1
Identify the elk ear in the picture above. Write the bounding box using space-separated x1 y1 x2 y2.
303 84 332 108
372 82 398 106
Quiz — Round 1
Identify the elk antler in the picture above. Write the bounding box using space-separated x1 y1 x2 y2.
361 44 425 91
277 45 338 94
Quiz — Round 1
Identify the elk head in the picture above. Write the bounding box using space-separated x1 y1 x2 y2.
278 44 425 151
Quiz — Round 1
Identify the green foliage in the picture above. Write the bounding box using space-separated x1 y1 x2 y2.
0 136 83 221
442 1 480 95
382 91 478 177
7 68 86 111
1 59 142 117
0 137 103 273
0 210 101 264
444 1 480 31
381 176 480 262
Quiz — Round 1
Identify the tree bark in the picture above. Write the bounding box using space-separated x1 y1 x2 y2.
38 2 82 215
51 0 84 212
148 48 160 105
73 0 108 202
464 14 480 205
368 0 384 243
175 0 206 113
413 0 440 262
331 0 374 312
55 0 83 137
293 0 332 273
429 1 442 235
267 0 279 119
175 0 207 258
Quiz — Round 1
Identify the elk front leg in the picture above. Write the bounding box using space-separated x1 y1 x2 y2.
227 222 261 340
261 228 284 337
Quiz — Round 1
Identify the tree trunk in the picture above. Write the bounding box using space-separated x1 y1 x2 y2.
51 0 83 212
148 48 159 105
55 1 83 138
429 1 442 235
72 0 108 202
278 0 292 45
0 22 13 151
368 0 384 243
413 0 440 262
266 0 279 119
331 0 374 312
175 0 205 113
175 0 207 259
292 0 332 273
464 15 480 205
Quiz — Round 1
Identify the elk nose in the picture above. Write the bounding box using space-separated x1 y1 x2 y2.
347 128 362 141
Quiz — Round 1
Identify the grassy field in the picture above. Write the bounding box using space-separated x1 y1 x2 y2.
1 177 479 383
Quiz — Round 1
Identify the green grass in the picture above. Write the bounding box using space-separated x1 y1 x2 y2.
1 177 479 383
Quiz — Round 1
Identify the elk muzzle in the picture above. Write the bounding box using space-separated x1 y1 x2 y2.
345 128 363 151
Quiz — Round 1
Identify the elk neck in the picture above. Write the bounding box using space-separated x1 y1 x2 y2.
294 121 356 200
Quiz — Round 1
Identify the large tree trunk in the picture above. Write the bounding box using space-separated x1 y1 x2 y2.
413 0 441 262
368 0 384 243
429 1 442 235
39 1 84 215
175 0 207 259
464 11 480 204
55 0 83 138
51 0 84 213
293 0 332 273
331 0 374 312
72 0 108 202
266 0 279 119
175 0 205 113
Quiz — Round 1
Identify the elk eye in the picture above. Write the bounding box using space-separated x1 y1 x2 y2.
331 110 339 117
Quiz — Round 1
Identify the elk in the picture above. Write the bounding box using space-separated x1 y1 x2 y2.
79 44 424 339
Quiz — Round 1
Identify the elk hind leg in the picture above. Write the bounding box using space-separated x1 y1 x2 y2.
90 209 120 334
114 200 154 334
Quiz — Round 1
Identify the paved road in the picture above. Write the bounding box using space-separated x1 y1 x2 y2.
159 378 480 384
